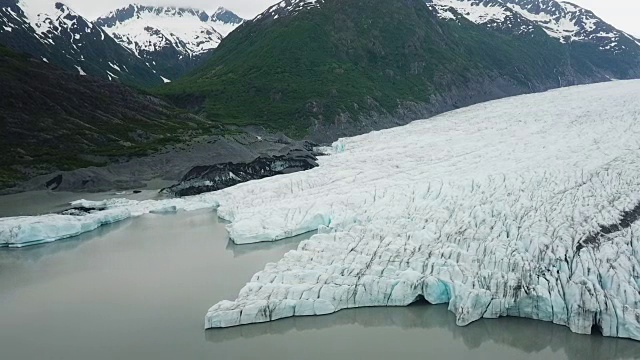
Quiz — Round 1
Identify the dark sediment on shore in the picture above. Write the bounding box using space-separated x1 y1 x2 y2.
2 129 318 196
163 142 320 197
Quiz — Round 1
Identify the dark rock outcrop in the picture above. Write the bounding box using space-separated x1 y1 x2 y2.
3 128 317 195
164 143 320 197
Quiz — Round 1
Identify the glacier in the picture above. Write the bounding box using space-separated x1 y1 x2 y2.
202 80 640 340
2 80 640 339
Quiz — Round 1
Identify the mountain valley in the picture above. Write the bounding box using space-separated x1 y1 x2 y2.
1 0 639 190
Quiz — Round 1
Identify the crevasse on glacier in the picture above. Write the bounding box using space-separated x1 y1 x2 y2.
1 80 640 340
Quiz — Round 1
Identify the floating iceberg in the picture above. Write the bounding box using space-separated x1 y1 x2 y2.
203 80 640 340
0 198 215 247
0 209 131 247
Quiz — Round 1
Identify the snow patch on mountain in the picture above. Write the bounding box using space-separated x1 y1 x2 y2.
74 65 85 75
255 0 322 21
0 0 168 85
434 0 509 24
17 0 92 45
106 70 118 79
430 0 536 34
430 0 640 53
430 4 458 21
505 1 579 41
505 0 637 51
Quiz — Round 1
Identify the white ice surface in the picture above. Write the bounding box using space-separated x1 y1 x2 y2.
201 80 640 339
0 209 130 248
0 197 215 247
2 80 640 339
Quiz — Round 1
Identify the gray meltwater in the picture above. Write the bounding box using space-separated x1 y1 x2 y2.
0 203 639 359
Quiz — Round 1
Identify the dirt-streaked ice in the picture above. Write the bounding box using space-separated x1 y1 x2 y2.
2 80 640 339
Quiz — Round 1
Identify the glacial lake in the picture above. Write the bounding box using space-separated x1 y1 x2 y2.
0 193 639 360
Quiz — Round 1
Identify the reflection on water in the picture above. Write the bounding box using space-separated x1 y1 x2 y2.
0 189 167 217
226 231 315 258
0 219 133 263
207 303 638 360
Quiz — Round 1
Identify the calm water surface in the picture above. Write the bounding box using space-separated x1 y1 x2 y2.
0 195 638 359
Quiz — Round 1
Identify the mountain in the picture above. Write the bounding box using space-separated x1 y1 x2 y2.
0 0 168 86
0 44 214 189
158 0 640 141
431 0 640 53
95 5 244 81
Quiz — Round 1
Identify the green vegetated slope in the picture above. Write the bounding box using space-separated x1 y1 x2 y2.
157 0 638 138
0 45 215 189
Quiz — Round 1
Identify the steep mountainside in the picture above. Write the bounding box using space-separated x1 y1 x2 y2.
431 0 640 54
158 0 640 140
0 44 214 189
0 0 166 86
96 5 244 81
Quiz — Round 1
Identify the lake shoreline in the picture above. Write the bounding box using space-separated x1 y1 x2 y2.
0 209 637 360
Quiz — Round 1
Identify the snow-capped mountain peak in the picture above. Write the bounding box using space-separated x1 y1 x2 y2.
1 1 245 84
506 0 640 52
429 0 536 34
13 0 98 45
2 0 113 62
95 4 244 59
211 6 243 29
505 0 596 41
254 0 322 21
431 0 640 54
0 0 171 85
